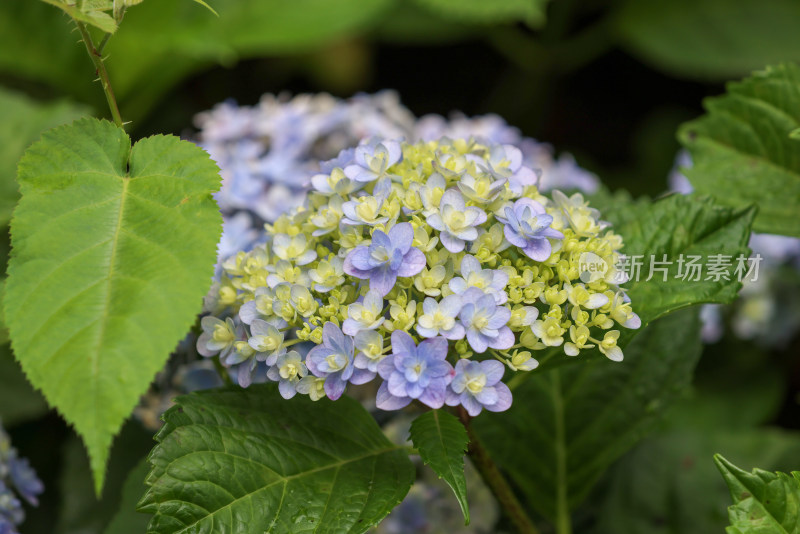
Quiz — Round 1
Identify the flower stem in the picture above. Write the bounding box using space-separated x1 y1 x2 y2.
457 408 541 534
74 21 124 128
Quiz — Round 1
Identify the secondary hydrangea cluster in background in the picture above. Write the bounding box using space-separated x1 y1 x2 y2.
198 137 639 414
670 152 800 347
194 91 600 260
0 423 42 534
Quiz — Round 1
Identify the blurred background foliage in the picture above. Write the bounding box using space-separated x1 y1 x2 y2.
1 0 799 532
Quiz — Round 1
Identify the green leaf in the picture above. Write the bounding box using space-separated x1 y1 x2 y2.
595 429 800 534
473 308 703 521
41 0 118 33
411 0 549 26
409 410 470 524
615 0 800 80
139 384 414 533
607 194 756 325
0 87 88 227
104 460 152 534
678 63 800 237
715 455 800 534
4 117 222 493
189 0 217 16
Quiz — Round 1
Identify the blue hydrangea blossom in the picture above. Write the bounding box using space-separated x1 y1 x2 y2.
499 198 564 261
376 331 454 410
343 222 426 296
445 359 512 416
458 288 514 353
306 322 374 400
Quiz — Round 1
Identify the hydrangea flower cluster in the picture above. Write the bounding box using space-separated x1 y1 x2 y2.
0 423 43 534
195 91 600 260
199 137 639 415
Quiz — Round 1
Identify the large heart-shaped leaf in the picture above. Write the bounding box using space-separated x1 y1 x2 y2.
678 63 800 237
4 117 222 492
138 385 414 533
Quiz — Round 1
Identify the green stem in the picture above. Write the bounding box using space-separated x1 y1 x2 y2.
457 408 541 534
551 370 572 534
96 32 112 55
74 20 124 128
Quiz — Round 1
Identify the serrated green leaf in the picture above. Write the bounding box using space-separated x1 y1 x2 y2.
41 0 118 33
616 0 800 80
473 308 703 521
409 410 470 524
104 459 152 534
0 87 88 227
678 63 800 237
411 0 549 26
4 117 222 494
715 455 800 534
138 384 414 533
608 194 756 325
596 429 800 534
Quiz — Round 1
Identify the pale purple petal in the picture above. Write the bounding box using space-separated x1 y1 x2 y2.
391 330 417 357
466 330 488 353
462 394 483 416
388 372 408 397
485 382 512 412
475 386 498 406
480 360 505 385
440 232 466 253
279 380 297 399
487 326 514 350
419 336 448 360
369 268 398 296
396 248 426 277
377 355 396 379
324 375 347 400
376 382 412 411
503 225 527 248
350 368 376 385
388 222 414 253
522 238 551 261
418 379 447 409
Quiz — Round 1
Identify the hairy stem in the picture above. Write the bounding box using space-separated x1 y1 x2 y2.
457 408 541 534
74 21 124 128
